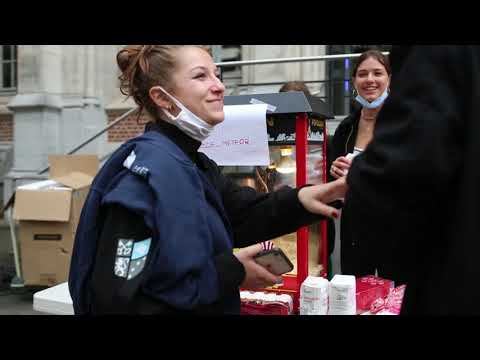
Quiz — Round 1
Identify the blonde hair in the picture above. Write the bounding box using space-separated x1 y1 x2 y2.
117 45 211 120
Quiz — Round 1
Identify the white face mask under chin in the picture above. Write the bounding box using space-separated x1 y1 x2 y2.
355 89 389 109
158 86 214 142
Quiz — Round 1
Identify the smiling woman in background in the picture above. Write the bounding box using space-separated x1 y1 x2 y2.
327 49 391 277
68 45 348 315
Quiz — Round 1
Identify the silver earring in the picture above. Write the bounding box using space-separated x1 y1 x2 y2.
352 88 358 97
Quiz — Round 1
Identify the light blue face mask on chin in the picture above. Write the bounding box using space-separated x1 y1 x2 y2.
355 89 389 109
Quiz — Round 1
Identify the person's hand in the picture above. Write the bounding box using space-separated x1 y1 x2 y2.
234 243 283 289
330 156 352 179
298 177 348 219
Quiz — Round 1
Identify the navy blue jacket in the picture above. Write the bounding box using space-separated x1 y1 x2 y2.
69 122 324 315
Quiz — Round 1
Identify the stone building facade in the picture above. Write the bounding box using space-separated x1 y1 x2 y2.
1 44 392 204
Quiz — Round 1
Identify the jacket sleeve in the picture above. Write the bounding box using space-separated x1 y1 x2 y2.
327 113 359 183
205 164 325 247
100 170 246 313
328 122 348 183
91 203 245 313
90 203 153 314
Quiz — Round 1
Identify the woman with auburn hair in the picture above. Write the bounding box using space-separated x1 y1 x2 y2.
69 45 347 315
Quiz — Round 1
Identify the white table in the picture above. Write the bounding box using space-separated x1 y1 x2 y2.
33 282 74 315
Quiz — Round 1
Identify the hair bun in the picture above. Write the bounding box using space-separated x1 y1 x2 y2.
117 46 139 73
137 45 154 75
117 45 147 97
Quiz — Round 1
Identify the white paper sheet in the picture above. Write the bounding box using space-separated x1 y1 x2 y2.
199 104 270 166
17 179 71 191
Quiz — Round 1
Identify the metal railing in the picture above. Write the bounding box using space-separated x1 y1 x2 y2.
232 79 355 111
37 51 389 174
217 52 388 67
38 107 139 174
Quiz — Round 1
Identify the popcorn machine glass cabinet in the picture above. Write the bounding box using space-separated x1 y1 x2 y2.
221 116 327 277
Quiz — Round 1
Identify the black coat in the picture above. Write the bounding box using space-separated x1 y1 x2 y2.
328 107 384 276
345 45 480 315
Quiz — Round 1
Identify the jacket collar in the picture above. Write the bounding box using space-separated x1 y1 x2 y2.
342 105 362 127
145 121 202 165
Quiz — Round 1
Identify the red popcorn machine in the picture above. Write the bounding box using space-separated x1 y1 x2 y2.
223 91 334 313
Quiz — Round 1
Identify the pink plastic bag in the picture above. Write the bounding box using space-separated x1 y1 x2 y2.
370 285 407 315
356 275 394 312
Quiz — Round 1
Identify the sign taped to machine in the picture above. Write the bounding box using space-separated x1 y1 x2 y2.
199 104 270 166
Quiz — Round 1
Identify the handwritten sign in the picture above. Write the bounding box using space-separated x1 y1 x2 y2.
199 104 270 166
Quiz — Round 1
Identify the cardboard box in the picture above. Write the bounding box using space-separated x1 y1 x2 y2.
13 155 99 287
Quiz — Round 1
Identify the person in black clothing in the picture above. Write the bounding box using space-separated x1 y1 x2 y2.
345 45 480 315
327 50 391 277
70 45 347 315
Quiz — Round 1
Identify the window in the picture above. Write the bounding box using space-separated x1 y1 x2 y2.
211 45 242 94
0 45 17 92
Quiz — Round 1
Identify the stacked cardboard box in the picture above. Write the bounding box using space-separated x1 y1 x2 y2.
13 155 98 286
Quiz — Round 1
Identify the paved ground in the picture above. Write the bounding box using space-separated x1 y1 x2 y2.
0 289 47 315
